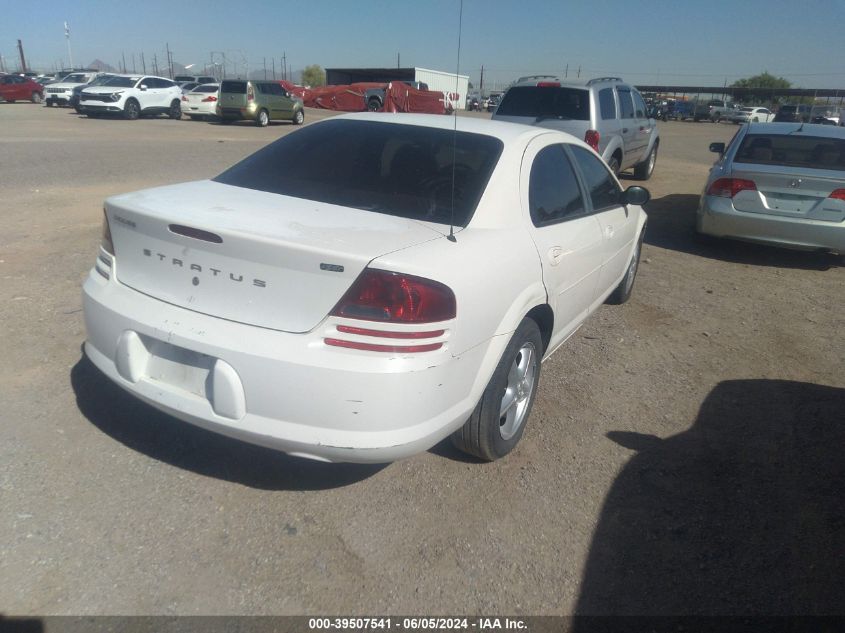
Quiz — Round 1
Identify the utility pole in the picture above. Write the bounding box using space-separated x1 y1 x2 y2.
132 53 136 73
272 57 276 80
263 57 266 80
165 42 172 78
479 65 484 94
282 52 287 81
153 53 159 76
141 52 146 73
122 51 126 73
397 52 400 68
577 65 581 79
565 64 568 79
64 22 73 69
17 39 27 73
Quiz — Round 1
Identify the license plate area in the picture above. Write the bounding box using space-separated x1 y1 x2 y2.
144 336 215 398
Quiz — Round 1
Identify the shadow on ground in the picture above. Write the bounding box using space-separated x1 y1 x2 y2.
644 194 841 271
574 379 845 616
70 355 385 490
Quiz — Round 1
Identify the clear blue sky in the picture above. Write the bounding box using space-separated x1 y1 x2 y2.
2 0 844 90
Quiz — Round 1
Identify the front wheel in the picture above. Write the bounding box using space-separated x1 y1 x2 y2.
123 99 140 120
607 232 644 305
452 318 543 461
367 98 381 112
46 101 53 107
633 144 657 180
169 100 182 119
608 156 621 176
292 109 304 125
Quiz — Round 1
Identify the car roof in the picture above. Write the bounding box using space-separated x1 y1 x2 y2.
336 112 591 148
746 122 845 139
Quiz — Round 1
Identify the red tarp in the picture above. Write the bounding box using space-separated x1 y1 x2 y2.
278 80 458 114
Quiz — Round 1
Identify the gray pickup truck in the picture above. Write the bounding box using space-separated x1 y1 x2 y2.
694 99 736 122
364 81 429 111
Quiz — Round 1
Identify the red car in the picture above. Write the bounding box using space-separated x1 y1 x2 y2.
0 74 44 103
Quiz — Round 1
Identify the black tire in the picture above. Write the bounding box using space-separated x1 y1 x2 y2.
367 98 381 112
256 108 269 127
189 115 200 121
712 114 721 123
292 109 304 125
608 155 621 176
451 318 543 461
169 100 182 120
5 99 14 104
123 99 140 120
633 144 657 180
31 92 43 104
219 117 233 125
607 231 644 305
752 117 759 123
46 101 53 107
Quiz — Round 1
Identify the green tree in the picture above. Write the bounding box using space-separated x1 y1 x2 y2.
731 71 791 89
301 64 326 87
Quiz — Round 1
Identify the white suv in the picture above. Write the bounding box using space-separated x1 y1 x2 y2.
494 77 659 179
78 74 183 120
45 71 99 107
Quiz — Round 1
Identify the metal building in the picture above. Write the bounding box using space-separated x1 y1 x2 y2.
326 67 470 110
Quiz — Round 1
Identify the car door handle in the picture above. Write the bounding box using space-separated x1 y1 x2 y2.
547 246 564 266
605 225 615 238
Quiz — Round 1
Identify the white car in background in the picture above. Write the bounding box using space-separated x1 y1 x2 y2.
730 107 775 124
44 71 99 107
82 114 649 463
78 74 182 120
181 83 219 120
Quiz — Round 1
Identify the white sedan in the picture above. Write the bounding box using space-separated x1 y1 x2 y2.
730 107 775 124
180 83 220 120
82 113 649 463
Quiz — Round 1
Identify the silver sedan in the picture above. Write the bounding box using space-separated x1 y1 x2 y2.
697 122 845 253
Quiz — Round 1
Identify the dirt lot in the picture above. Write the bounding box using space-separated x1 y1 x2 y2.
1 104 843 616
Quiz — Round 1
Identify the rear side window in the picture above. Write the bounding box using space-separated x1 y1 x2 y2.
632 91 647 118
497 86 590 121
529 145 586 226
569 146 622 210
221 80 247 94
617 88 635 119
599 88 616 120
213 120 503 227
735 134 845 169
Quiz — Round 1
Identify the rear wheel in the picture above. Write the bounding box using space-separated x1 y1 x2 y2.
452 318 542 461
169 100 182 119
608 155 621 176
256 109 269 127
31 92 43 104
123 99 140 120
633 144 657 180
189 115 200 121
292 109 304 125
46 100 53 107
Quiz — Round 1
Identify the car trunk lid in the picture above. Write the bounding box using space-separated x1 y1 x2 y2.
106 180 444 333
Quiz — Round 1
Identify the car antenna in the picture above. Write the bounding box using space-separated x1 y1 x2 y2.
447 0 464 243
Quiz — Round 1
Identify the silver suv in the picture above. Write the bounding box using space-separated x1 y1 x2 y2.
493 77 659 179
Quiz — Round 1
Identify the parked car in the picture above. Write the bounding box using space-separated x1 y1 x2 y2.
729 106 775 124
181 83 219 120
809 105 840 126
78 74 182 120
0 74 44 103
669 101 696 121
364 81 429 112
774 104 812 123
493 76 659 179
698 122 845 253
174 74 217 86
69 73 117 111
82 113 649 463
44 71 100 107
217 79 304 126
486 93 502 112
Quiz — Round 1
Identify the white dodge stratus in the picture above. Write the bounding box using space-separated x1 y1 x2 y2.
82 113 649 463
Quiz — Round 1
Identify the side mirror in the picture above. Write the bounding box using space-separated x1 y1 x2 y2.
709 142 725 154
139 84 148 91
622 186 650 206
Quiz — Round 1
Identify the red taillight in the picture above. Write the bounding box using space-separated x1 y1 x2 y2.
330 269 456 324
181 95 188 101
201 95 218 102
706 177 757 198
536 81 560 87
247 86 254 101
336 325 445 339
828 188 845 201
101 210 114 255
584 129 600 152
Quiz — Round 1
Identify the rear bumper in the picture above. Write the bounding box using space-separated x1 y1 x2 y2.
697 195 845 253
82 262 491 463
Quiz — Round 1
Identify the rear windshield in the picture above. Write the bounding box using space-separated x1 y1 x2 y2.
193 84 219 93
102 76 139 88
174 76 194 82
497 86 590 120
220 80 247 94
735 134 845 170
213 119 504 227
63 74 89 83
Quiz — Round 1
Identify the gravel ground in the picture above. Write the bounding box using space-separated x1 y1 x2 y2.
1 104 843 617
